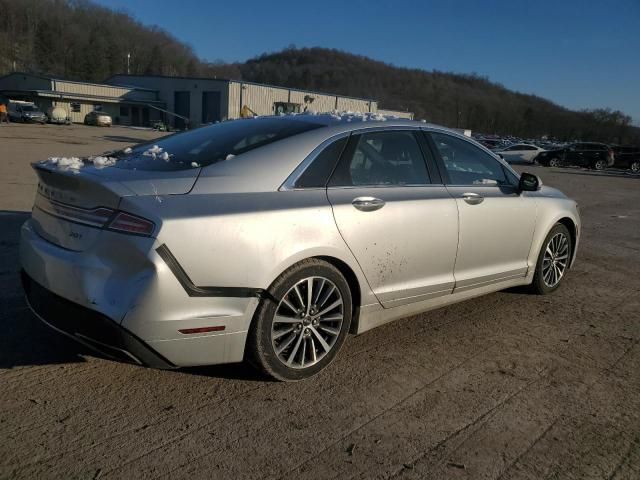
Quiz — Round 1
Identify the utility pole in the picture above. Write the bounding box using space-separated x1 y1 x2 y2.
127 53 131 74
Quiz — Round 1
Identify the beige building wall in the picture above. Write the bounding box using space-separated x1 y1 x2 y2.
289 90 336 113
241 84 289 116
335 97 376 113
52 80 158 103
228 82 242 119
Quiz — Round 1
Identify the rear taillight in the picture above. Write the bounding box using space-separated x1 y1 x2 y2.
35 194 155 236
106 212 155 236
35 194 113 228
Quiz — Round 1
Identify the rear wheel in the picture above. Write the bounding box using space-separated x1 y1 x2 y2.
246 259 352 381
530 224 572 295
548 157 560 168
631 161 640 173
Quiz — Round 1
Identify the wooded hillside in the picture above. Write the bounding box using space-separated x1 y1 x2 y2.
1 0 637 142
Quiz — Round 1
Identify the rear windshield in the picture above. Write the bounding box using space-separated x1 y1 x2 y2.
115 118 324 171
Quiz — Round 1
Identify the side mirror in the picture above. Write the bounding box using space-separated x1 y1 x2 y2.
518 172 542 192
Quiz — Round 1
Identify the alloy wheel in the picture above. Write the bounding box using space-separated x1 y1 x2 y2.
271 276 344 369
631 162 640 173
549 158 559 167
542 232 569 288
594 160 607 170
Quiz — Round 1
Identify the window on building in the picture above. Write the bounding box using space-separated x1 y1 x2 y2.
274 102 301 115
93 104 103 112
70 102 81 113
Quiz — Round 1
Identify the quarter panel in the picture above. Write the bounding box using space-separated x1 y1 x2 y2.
119 190 378 306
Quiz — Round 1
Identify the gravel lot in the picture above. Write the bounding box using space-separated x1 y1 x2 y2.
1 123 639 480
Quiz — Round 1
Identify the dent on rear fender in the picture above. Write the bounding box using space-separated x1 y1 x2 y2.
140 192 378 307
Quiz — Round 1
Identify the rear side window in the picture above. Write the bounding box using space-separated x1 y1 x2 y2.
329 131 430 187
430 132 509 186
115 118 324 171
295 137 348 188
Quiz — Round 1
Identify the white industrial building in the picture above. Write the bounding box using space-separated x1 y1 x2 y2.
106 74 413 128
0 72 164 125
0 72 413 129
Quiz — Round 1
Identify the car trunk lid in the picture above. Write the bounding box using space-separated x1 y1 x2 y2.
30 160 200 251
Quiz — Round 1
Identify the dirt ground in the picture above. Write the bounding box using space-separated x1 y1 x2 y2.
1 123 639 480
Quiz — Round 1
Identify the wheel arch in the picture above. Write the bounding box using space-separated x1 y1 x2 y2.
315 255 362 334
556 217 578 267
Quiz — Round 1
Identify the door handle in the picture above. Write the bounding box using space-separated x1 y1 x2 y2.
352 196 385 212
462 192 484 205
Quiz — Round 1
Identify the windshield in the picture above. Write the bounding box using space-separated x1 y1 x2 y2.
115 117 324 171
21 105 38 112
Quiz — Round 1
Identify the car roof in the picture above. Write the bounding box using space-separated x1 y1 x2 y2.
195 113 517 193
253 112 469 139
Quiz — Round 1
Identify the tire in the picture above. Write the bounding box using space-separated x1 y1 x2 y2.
529 223 572 295
245 259 352 381
548 157 560 168
631 161 640 173
594 159 607 171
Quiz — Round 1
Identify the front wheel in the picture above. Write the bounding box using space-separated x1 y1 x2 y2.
530 223 572 295
246 259 352 381
594 159 607 170
548 157 560 168
631 161 640 173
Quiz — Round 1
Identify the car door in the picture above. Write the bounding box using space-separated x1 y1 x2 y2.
327 128 459 308
427 131 536 292
521 146 537 162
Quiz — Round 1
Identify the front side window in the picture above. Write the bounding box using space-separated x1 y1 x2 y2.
330 130 430 187
430 132 509 186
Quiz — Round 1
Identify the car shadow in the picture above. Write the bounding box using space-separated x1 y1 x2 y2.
181 363 272 382
0 210 92 369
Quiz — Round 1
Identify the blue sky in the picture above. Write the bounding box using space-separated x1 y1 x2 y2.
95 0 640 124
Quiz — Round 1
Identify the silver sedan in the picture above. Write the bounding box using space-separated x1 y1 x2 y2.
20 114 580 381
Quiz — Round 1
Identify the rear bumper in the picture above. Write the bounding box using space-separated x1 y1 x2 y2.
22 271 175 368
20 218 259 367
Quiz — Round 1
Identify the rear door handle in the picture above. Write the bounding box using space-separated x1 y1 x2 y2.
352 196 385 212
462 192 484 205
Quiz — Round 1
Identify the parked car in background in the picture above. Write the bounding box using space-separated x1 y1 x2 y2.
611 145 640 173
20 114 580 381
536 142 614 170
84 110 112 127
46 105 71 125
478 138 507 150
495 143 545 164
8 101 47 124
